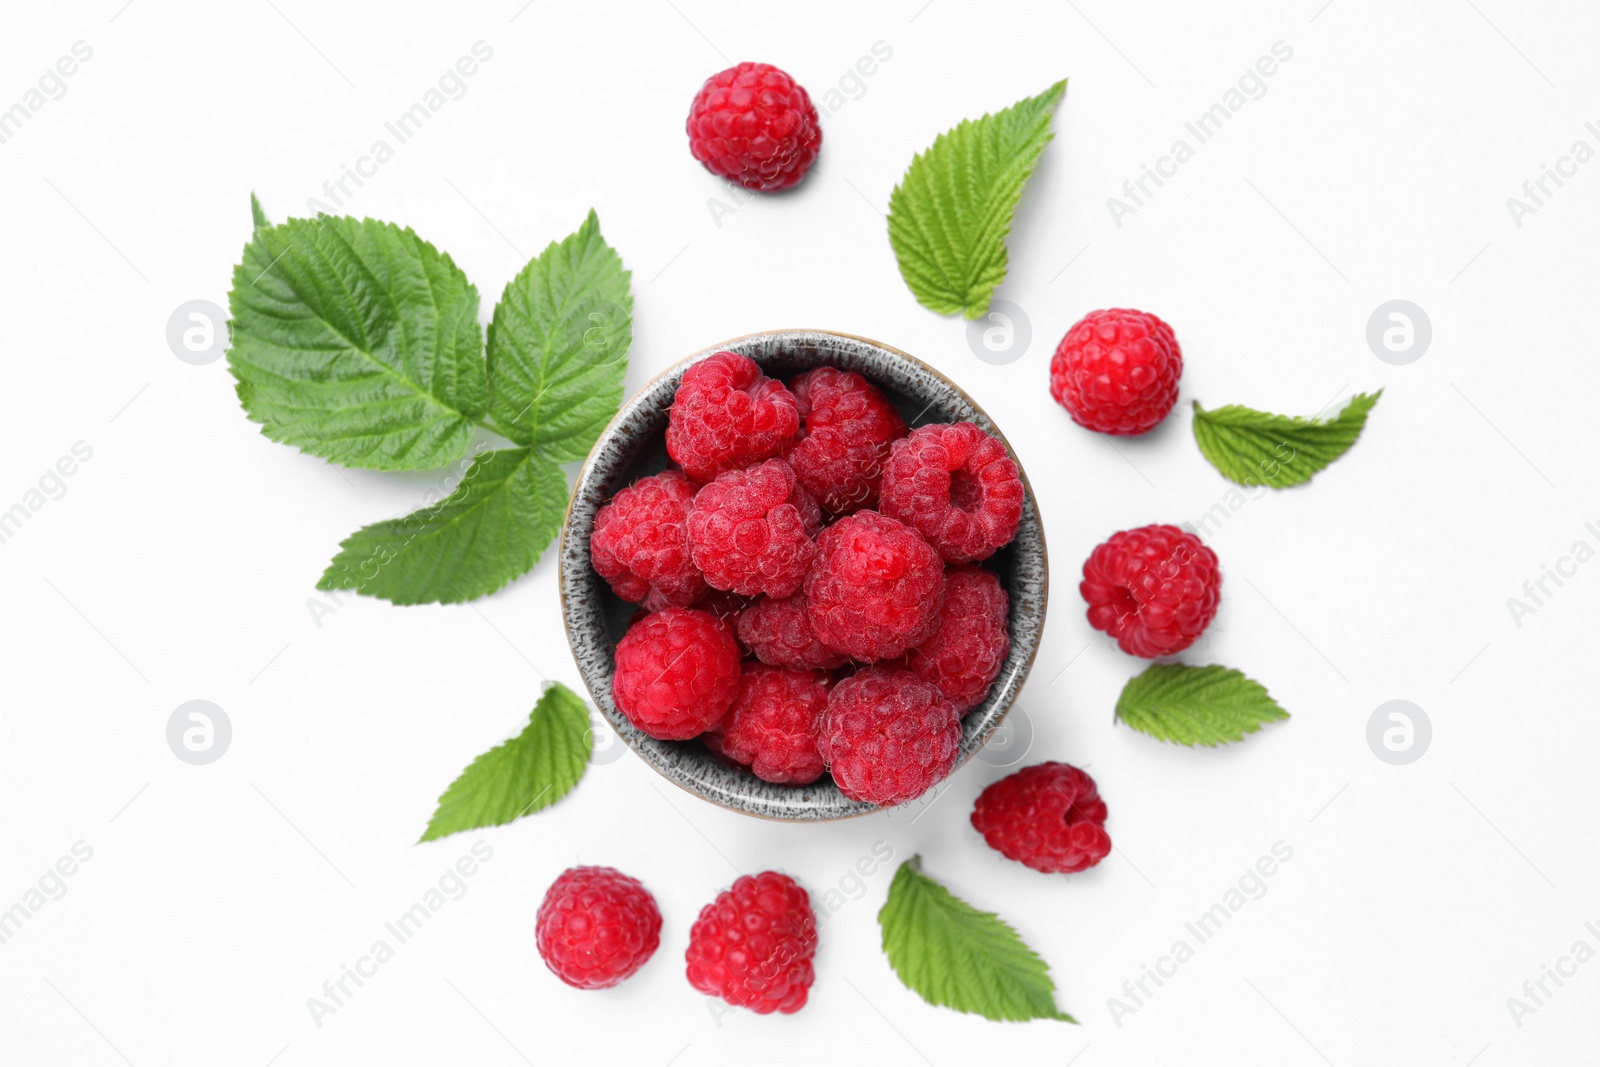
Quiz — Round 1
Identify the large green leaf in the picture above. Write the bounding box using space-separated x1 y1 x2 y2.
1115 664 1289 747
879 856 1075 1023
887 81 1066 319
419 683 592 842
316 446 567 605
227 215 487 470
486 210 632 458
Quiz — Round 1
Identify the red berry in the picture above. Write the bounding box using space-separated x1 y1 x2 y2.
878 422 1024 564
710 663 831 785
612 607 741 740
970 762 1111 874
535 866 662 989
804 511 945 661
899 565 1010 713
686 871 817 1013
667 351 800 482
818 666 960 806
1050 308 1182 435
687 458 818 598
591 471 707 606
784 367 907 514
686 62 821 192
1081 524 1220 658
736 592 847 671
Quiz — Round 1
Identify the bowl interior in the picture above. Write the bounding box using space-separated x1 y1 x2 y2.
559 330 1047 820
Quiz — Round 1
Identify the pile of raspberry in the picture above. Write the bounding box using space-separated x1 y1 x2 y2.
592 350 1025 807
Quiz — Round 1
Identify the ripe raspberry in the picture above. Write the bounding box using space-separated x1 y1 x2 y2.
970 762 1111 874
686 871 817 1013
818 667 960 806
535 866 663 989
1050 308 1182 435
667 351 800 482
612 607 741 740
591 471 707 606
736 593 847 671
784 367 907 514
804 511 945 661
878 422 1024 564
899 565 1010 713
686 458 817 598
1081 524 1220 658
710 663 831 784
686 62 821 193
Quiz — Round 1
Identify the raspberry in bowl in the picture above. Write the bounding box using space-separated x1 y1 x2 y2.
558 331 1046 820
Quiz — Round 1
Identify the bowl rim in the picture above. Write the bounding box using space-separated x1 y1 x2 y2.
558 327 1049 821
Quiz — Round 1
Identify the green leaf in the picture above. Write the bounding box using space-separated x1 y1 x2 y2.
486 210 632 458
887 80 1066 320
316 447 567 605
227 214 487 470
1193 391 1382 489
250 192 269 230
419 682 593 842
878 856 1075 1023
1114 664 1289 747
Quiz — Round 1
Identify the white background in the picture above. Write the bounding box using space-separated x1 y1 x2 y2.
2 0 1597 1063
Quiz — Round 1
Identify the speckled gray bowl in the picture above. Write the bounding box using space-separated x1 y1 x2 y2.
559 330 1047 820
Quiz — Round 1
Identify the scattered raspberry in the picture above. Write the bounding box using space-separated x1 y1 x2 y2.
667 351 800 482
709 663 831 784
686 62 821 193
686 458 817 598
612 607 741 740
1081 524 1220 658
686 871 817 1013
736 593 847 671
1049 308 1182 435
970 762 1111 874
784 367 907 514
899 565 1010 713
804 511 945 661
818 667 961 806
535 866 663 989
878 422 1024 564
591 471 706 606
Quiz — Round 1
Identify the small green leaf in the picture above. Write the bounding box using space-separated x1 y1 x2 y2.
1193 391 1382 488
250 192 269 230
887 80 1066 320
1115 664 1289 747
486 209 632 458
878 856 1075 1023
227 215 487 470
316 446 567 605
419 682 593 842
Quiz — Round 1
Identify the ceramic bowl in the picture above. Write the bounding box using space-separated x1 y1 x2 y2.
558 329 1047 820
